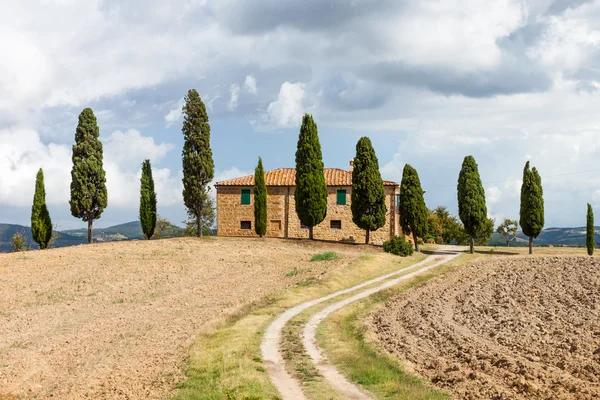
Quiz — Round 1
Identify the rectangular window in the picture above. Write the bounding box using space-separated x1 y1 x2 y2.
336 189 347 205
241 221 252 230
396 194 401 213
270 220 282 231
330 220 342 229
241 188 251 205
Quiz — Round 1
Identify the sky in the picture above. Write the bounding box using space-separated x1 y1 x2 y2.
1 0 600 230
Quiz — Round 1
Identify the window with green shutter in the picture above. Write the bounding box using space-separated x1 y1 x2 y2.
241 189 251 205
337 189 347 205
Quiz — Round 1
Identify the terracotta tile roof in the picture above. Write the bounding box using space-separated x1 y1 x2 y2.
215 168 398 187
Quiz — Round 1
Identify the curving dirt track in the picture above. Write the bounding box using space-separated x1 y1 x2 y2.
370 256 600 400
0 237 375 399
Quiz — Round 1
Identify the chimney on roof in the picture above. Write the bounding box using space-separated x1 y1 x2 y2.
349 158 354 171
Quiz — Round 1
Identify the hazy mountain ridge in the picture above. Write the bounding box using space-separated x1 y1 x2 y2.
489 227 600 247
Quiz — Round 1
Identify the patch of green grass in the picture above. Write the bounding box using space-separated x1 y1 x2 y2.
310 252 341 262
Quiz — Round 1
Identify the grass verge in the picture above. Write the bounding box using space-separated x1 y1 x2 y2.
172 250 428 399
310 251 341 262
316 253 487 399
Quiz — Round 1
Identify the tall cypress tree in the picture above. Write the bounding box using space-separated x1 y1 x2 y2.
520 161 544 254
70 108 108 244
31 168 53 249
351 137 387 244
295 114 328 240
182 89 214 238
587 203 594 256
399 164 428 252
254 157 267 237
457 155 487 254
139 159 157 240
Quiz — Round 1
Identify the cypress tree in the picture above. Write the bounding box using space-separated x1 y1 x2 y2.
31 168 53 249
351 137 387 244
69 108 108 244
182 89 214 238
295 114 327 240
520 161 545 254
457 155 487 254
399 164 428 252
139 159 157 240
254 157 267 237
587 203 594 256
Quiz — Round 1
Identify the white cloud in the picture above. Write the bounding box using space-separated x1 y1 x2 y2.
103 129 174 170
227 84 240 111
486 186 502 205
244 75 257 94
164 98 185 125
263 82 306 129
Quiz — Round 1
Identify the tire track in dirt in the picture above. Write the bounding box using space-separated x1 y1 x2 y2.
261 247 462 400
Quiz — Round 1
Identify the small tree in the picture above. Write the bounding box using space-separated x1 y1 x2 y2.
457 156 487 253
139 160 157 240
398 164 428 251
11 230 28 252
69 108 108 244
351 137 387 244
520 161 544 254
587 203 594 256
254 157 267 237
31 168 53 249
295 114 328 240
184 197 216 236
182 89 214 238
496 218 519 247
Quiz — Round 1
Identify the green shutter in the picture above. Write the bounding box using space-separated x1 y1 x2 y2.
337 189 347 205
241 189 251 205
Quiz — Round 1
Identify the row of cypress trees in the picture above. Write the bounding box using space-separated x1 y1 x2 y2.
251 114 388 243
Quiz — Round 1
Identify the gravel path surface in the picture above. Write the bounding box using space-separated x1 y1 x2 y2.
262 247 461 399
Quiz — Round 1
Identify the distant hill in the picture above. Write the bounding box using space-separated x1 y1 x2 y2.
489 227 600 247
0 221 185 252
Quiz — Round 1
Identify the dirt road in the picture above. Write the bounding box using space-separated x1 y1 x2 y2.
370 256 600 399
0 237 373 399
262 247 461 399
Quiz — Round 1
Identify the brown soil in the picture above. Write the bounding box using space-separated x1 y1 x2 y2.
0 237 375 399
370 256 600 400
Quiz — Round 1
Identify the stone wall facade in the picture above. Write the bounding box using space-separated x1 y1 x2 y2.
216 185 401 244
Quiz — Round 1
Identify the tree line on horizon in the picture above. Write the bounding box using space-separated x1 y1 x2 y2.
21 89 596 257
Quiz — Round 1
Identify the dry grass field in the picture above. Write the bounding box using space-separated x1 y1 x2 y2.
370 252 600 399
0 237 379 399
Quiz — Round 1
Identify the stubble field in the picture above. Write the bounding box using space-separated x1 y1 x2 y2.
0 237 377 399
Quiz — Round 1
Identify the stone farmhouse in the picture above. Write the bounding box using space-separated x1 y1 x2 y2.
214 163 401 244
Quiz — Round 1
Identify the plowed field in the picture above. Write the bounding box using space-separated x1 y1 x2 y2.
371 256 600 399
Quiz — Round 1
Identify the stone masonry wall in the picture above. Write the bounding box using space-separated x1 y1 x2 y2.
217 185 401 245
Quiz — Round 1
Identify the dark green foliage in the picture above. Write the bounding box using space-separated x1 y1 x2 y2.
139 159 157 240
474 217 495 246
383 235 414 257
310 251 341 262
399 164 428 251
351 137 387 244
31 168 53 249
457 156 487 253
294 114 327 240
69 108 108 244
520 161 545 254
254 157 267 237
182 89 214 238
587 203 594 256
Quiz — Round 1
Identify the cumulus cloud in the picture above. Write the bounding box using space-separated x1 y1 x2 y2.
244 75 257 94
262 82 306 129
164 98 185 125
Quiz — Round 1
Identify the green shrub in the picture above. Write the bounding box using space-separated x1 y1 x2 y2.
11 231 29 252
383 236 414 257
310 252 340 262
